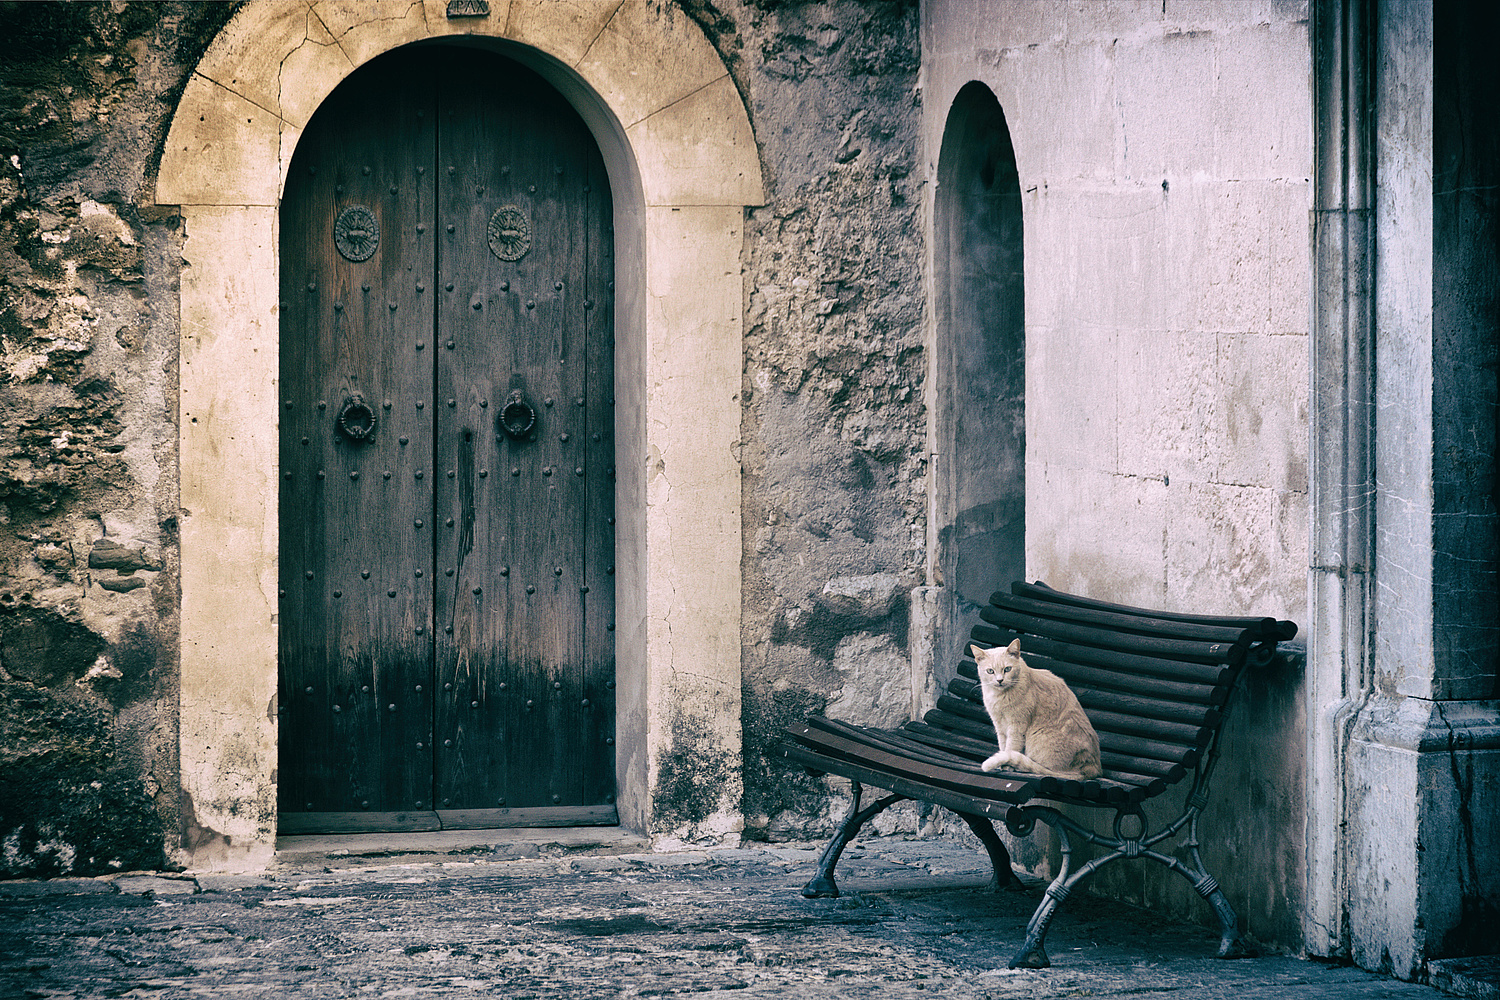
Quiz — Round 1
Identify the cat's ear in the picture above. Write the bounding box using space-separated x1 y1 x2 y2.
1007 638 1022 654
969 644 986 662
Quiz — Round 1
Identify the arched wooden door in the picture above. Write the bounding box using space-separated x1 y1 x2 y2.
277 47 616 834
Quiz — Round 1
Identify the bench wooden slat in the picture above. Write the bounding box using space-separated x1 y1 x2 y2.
925 706 1005 742
801 718 996 775
898 721 997 759
778 743 1020 820
1086 707 1214 746
947 676 1223 729
784 722 1035 801
937 689 988 721
1100 769 1169 794
1096 731 1202 767
1010 581 1297 638
1075 687 1224 728
806 717 997 772
968 627 1236 685
1001 655 1229 705
990 592 1258 645
980 605 1243 664
1101 753 1187 781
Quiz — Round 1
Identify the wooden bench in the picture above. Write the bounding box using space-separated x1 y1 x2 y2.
777 581 1298 968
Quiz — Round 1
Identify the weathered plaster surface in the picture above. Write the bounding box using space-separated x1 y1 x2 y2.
176 202 279 868
1338 0 1500 977
1346 697 1500 974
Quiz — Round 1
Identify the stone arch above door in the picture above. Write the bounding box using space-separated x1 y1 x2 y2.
157 0 763 869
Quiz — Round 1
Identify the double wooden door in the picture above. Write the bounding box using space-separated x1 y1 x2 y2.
277 48 615 833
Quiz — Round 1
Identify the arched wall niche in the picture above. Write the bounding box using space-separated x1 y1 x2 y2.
157 0 763 868
931 81 1025 613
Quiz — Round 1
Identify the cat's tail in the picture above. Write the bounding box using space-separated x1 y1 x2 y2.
990 752 1102 782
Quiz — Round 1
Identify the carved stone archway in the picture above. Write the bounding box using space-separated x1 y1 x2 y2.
157 0 762 868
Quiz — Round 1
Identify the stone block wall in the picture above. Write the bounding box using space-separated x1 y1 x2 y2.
920 0 1313 952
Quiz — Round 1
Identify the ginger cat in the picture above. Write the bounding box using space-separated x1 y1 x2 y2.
971 639 1103 780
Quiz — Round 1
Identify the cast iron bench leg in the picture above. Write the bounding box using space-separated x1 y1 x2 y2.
1011 883 1067 968
1001 803 1253 968
1200 877 1250 958
955 812 1025 891
800 781 906 898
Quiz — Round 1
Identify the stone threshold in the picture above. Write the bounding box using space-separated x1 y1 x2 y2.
273 825 650 865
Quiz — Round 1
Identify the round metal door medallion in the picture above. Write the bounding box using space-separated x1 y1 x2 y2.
334 206 380 262
487 205 531 261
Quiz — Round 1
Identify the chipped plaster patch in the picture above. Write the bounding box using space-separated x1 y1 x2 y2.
79 200 137 245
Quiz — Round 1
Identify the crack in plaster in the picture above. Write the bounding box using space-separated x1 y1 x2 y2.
574 1 628 71
190 68 285 124
320 1 428 51
627 72 733 132
1432 702 1482 907
276 8 341 206
287 7 349 94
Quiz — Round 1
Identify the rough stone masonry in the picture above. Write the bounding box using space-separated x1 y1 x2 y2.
0 2 239 878
681 0 930 842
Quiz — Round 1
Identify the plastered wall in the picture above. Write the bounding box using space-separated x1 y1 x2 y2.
921 0 1313 950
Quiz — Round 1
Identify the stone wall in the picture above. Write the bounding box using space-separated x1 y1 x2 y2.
680 0 932 839
920 0 1313 952
0 0 928 870
0 2 238 877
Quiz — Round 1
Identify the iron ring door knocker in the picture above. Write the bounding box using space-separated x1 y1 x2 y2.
336 394 377 442
499 389 537 440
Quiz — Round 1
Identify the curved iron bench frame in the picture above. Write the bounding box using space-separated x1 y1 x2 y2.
776 581 1298 969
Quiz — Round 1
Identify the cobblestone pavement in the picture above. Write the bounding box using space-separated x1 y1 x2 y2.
0 837 1449 999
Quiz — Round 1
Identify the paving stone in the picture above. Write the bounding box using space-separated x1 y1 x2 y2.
193 874 271 892
0 840 1453 999
617 851 712 867
1430 956 1500 999
108 875 199 895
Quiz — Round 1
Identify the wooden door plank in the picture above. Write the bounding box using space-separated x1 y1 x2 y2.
433 52 614 812
437 805 618 830
277 811 443 836
278 54 438 816
580 153 617 809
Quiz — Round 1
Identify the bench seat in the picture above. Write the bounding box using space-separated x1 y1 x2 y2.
776 580 1297 968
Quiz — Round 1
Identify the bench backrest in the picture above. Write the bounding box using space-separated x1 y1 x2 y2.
910 582 1297 805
